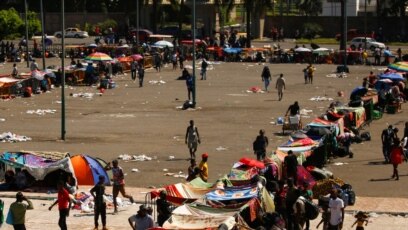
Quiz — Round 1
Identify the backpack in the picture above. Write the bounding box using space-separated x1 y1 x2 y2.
360 132 371 141
302 197 319 220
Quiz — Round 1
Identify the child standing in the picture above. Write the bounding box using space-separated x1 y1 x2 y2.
351 211 369 230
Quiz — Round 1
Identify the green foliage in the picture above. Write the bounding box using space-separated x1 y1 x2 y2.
21 11 41 39
0 8 24 40
95 19 118 35
303 23 322 39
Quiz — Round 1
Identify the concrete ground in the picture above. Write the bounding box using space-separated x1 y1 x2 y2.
1 187 408 230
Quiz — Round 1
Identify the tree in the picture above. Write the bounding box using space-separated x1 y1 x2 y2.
0 8 24 40
385 0 408 41
23 11 42 38
214 0 235 32
297 0 322 16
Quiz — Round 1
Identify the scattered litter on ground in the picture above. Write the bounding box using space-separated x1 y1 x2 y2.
333 162 349 166
70 93 97 99
131 168 140 172
226 94 249 97
300 109 313 115
0 118 5 122
26 109 57 115
327 73 347 78
216 146 228 151
309 96 333 101
168 156 175 160
246 86 264 93
118 154 153 161
0 132 32 142
164 171 187 178
163 168 169 172
149 80 166 85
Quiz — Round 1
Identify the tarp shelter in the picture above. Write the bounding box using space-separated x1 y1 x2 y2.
163 203 239 229
0 77 20 96
0 151 73 181
70 155 110 186
150 177 213 205
379 73 404 82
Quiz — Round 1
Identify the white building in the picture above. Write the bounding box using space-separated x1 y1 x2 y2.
321 0 377 16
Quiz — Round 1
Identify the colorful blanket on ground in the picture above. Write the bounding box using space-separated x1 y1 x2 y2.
228 166 259 182
163 204 239 229
205 185 258 201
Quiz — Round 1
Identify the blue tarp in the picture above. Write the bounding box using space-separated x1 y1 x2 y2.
205 186 258 201
223 48 242 54
379 73 404 82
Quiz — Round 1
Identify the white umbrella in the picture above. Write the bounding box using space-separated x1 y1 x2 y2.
313 47 330 52
295 47 311 52
154 40 174 48
31 70 45 80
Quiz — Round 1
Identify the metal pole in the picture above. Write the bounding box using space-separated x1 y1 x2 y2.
61 0 66 140
364 0 367 50
40 0 46 70
192 0 196 107
136 0 139 46
344 0 347 68
24 0 29 68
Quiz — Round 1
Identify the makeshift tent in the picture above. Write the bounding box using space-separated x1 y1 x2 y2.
0 151 73 181
277 137 319 152
163 204 239 229
205 185 258 202
70 155 110 186
150 177 213 205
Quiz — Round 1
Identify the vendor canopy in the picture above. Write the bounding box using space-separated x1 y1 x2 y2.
0 151 73 180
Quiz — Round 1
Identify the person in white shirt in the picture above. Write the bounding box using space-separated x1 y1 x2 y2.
128 205 154 230
328 189 344 230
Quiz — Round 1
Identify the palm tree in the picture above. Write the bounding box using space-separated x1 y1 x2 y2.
214 0 235 34
151 0 163 33
297 0 322 16
243 0 273 47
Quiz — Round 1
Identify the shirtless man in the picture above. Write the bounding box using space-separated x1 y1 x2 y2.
185 120 201 159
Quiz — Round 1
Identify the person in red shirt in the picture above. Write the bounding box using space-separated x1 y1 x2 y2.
49 181 76 230
390 138 404 180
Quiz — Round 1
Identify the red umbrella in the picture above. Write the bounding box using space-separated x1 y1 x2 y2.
131 54 144 61
239 157 265 169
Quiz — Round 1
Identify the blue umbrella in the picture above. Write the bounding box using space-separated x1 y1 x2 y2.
379 73 404 82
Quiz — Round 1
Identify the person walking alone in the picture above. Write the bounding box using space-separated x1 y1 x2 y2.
131 60 138 81
390 138 404 180
261 66 272 91
104 160 134 214
138 65 145 87
253 129 269 161
275 73 286 101
200 58 208 80
9 192 33 230
185 120 201 159
185 69 194 101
